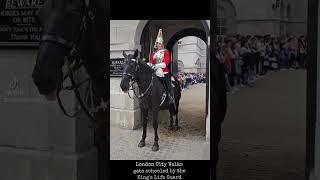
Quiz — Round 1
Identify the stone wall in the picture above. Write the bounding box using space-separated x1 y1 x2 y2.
178 37 207 73
0 49 97 180
219 0 307 35
110 20 141 129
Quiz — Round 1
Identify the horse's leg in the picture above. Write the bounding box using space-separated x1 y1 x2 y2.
168 106 174 131
152 110 159 151
138 108 148 148
174 102 180 131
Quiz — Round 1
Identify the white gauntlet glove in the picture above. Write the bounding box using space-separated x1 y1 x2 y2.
147 63 157 70
147 63 166 71
155 62 166 69
147 63 156 70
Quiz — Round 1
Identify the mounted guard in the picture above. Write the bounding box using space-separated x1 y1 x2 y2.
120 50 181 152
148 29 175 107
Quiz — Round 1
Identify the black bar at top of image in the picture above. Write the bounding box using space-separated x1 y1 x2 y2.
110 0 210 19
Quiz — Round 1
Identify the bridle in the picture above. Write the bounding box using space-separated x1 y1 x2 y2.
41 0 108 126
122 58 154 99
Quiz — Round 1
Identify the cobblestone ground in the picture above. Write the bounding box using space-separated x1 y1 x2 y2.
111 83 209 160
218 69 306 180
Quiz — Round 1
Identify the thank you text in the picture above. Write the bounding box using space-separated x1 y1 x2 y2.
0 0 44 45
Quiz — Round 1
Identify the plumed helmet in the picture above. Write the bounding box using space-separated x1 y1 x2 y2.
154 29 164 48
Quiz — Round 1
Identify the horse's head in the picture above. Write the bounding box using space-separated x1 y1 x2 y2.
32 0 84 96
120 49 140 93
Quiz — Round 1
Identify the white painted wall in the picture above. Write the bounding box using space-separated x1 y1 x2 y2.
110 20 140 58
177 36 207 73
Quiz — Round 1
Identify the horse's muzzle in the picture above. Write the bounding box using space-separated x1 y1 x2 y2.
120 81 129 93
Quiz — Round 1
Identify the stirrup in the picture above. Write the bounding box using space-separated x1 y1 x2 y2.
168 95 174 103
161 93 167 101
160 93 167 106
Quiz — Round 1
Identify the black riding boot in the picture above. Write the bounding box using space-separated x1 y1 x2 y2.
164 75 174 105
168 85 174 104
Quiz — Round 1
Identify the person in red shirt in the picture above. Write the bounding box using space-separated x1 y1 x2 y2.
149 29 174 105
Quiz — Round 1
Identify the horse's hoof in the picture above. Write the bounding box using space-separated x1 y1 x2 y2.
152 144 159 151
168 126 174 131
174 126 180 131
138 141 145 148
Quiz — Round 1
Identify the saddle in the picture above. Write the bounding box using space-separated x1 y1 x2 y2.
148 63 176 88
147 63 177 106
155 74 176 87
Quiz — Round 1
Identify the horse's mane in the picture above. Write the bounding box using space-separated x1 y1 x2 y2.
137 58 153 74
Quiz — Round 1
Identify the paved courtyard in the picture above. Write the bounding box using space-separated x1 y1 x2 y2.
218 69 306 180
110 83 209 160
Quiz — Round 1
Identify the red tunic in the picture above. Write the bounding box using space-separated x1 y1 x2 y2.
150 49 171 73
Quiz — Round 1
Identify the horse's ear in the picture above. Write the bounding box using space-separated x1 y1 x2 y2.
123 51 127 58
133 49 139 58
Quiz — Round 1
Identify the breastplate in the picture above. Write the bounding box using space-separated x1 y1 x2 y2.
154 50 165 64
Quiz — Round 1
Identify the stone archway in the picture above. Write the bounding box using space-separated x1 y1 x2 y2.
135 20 209 49
165 27 209 116
166 28 207 49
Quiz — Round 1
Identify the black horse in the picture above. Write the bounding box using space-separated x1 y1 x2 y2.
120 50 181 151
32 0 108 179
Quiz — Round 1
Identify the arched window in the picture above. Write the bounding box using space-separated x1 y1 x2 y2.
216 18 227 35
280 0 285 20
217 7 227 35
177 60 184 72
286 4 291 19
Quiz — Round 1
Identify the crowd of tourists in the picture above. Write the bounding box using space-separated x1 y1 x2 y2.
177 72 206 90
216 34 307 94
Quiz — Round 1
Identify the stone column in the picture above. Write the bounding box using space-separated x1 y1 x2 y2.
206 101 210 142
312 6 320 180
206 39 210 142
110 21 143 130
110 75 141 130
